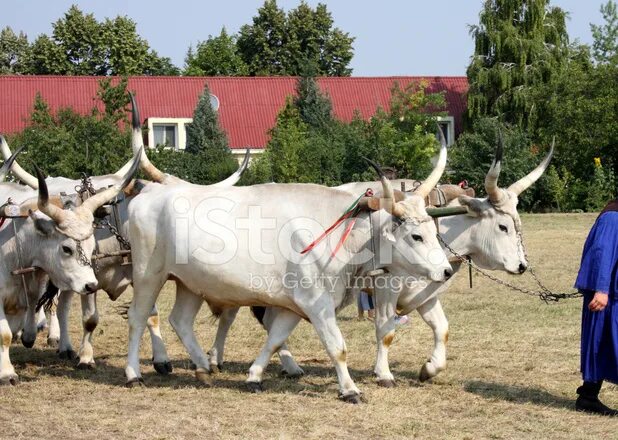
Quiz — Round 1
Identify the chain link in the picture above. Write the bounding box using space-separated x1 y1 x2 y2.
436 233 582 303
75 173 96 200
96 217 131 250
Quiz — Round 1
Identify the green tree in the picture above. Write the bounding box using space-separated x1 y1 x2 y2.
0 27 29 74
11 81 133 178
591 0 618 65
185 84 230 157
152 83 238 184
21 5 178 75
237 0 354 76
184 28 248 76
466 0 571 129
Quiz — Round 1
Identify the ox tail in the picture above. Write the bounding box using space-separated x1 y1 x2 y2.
250 306 266 327
35 282 59 313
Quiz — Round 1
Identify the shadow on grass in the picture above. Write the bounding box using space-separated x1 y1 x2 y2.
10 345 380 397
464 380 575 410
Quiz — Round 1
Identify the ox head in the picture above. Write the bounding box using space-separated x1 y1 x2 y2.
363 130 452 282
457 135 554 274
24 148 141 294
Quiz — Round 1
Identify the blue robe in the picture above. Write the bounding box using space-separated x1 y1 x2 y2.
574 211 618 384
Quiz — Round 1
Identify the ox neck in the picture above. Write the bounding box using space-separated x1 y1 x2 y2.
0 218 40 279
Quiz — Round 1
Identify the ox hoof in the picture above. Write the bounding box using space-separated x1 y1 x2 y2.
76 361 96 370
209 363 222 374
246 381 263 394
153 361 173 375
280 368 304 379
419 364 433 382
195 369 213 387
339 392 363 404
37 323 48 333
377 379 397 388
58 349 77 361
46 337 59 348
21 336 35 349
125 377 145 388
189 361 197 370
0 374 19 386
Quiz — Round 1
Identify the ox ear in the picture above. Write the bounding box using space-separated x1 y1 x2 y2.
457 195 485 217
29 210 55 236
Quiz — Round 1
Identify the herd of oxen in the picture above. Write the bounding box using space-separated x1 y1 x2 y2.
0 93 553 403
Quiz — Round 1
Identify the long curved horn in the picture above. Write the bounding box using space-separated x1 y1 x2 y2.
485 130 504 203
129 92 166 183
364 157 405 217
507 137 555 196
0 144 26 182
35 165 67 224
414 128 447 198
213 149 251 188
1 136 39 188
80 147 142 214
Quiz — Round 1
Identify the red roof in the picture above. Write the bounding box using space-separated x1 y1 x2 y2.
0 76 468 149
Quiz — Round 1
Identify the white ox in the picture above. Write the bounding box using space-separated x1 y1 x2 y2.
1 95 250 370
124 140 453 403
0 152 139 384
208 137 554 386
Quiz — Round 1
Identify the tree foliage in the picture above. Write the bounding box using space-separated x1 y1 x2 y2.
466 0 572 129
591 1 618 65
237 0 354 76
0 27 29 74
2 5 178 76
244 77 446 187
184 28 249 76
10 80 133 179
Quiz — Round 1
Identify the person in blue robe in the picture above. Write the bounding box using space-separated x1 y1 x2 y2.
574 203 618 416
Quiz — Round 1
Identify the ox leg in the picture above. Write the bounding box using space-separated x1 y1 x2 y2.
57 291 77 360
0 306 18 385
125 276 165 386
208 307 239 373
46 299 60 348
76 292 98 369
148 304 172 375
246 308 301 392
300 297 362 403
372 288 398 388
261 307 304 378
417 298 449 382
169 286 210 384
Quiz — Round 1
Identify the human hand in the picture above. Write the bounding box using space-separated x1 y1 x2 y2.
588 292 609 312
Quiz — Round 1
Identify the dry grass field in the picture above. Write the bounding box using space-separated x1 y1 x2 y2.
1 213 617 439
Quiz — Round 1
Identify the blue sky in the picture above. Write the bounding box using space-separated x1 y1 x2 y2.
3 0 607 76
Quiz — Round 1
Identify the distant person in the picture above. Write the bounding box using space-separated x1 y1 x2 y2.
357 291 374 321
574 199 618 416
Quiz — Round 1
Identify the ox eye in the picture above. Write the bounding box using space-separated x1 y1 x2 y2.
412 234 423 242
499 224 508 233
62 246 73 256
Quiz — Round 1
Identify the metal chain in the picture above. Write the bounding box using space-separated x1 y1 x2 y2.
74 173 96 201
436 233 582 303
96 218 131 250
75 239 94 269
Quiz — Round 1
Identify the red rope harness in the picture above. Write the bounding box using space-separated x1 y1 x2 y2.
300 189 373 257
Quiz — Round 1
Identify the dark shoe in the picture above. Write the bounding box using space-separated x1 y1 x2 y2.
576 396 618 416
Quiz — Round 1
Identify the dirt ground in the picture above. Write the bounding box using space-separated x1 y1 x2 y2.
1 213 617 439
